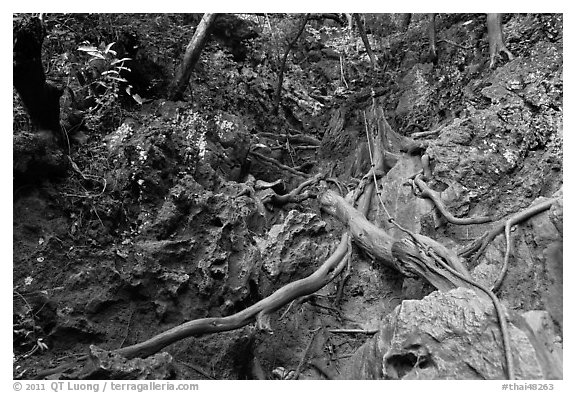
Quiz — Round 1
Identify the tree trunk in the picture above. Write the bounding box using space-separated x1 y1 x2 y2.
399 13 412 32
427 13 438 63
13 16 63 137
487 13 514 68
352 14 378 69
273 14 309 115
169 13 218 101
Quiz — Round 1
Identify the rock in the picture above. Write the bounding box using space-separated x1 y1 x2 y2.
258 210 329 292
472 195 562 329
79 345 174 379
395 63 434 117
340 288 547 379
134 239 196 267
131 186 264 318
518 311 562 379
376 154 435 238
48 314 104 350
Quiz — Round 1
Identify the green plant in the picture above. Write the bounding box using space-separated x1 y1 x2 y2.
77 41 142 131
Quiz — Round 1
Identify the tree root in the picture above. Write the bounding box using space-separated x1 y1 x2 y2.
320 189 514 379
412 128 441 139
34 105 536 381
33 233 350 378
422 245 515 380
438 38 473 50
249 150 310 178
491 198 558 292
113 233 350 360
264 172 324 206
413 174 493 225
328 329 378 334
421 154 433 180
256 132 321 146
326 177 346 197
459 198 558 266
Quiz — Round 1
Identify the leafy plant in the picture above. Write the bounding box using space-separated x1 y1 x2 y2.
77 41 142 132
78 41 142 106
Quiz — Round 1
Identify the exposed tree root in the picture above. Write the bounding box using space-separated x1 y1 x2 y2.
264 172 324 206
421 154 433 180
35 105 534 381
321 189 473 291
115 233 350 359
421 243 515 380
491 199 558 292
413 174 493 225
359 107 512 378
438 38 473 50
257 132 321 146
458 198 558 266
412 128 441 139
328 329 378 334
249 150 310 178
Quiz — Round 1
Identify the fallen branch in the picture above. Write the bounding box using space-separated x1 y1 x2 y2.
255 178 284 191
